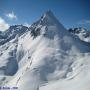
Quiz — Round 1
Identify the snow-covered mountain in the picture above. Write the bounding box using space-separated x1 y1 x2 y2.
0 25 28 45
0 10 90 90
68 27 90 42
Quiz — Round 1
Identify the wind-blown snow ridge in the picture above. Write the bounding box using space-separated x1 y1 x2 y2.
0 10 90 90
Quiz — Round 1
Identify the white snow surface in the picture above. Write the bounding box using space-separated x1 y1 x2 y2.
0 10 90 90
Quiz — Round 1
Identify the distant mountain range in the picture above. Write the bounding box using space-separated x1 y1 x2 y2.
68 27 90 42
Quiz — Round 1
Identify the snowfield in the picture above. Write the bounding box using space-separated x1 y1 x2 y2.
0 10 90 90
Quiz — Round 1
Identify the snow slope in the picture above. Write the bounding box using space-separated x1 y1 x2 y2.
0 10 90 90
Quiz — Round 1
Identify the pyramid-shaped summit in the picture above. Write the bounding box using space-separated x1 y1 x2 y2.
43 10 54 17
30 10 68 38
31 10 65 29
42 10 57 21
39 10 63 26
